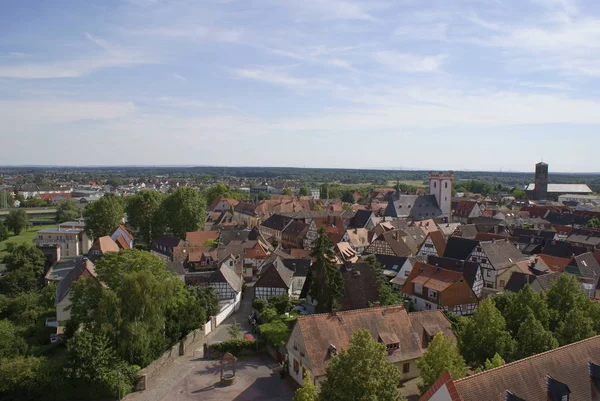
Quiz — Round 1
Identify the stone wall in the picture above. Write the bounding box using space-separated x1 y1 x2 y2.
136 327 208 391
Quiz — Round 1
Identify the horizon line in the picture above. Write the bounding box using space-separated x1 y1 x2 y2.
0 165 599 175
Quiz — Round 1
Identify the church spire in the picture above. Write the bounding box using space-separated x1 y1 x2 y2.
395 179 400 199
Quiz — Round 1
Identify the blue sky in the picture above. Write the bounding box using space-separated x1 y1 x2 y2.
2 0 600 172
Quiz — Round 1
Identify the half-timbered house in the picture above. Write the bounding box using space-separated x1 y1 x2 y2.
417 231 447 258
401 262 479 315
208 264 243 301
363 230 412 257
254 257 294 299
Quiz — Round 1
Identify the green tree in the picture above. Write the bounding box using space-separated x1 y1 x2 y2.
484 353 506 370
268 294 293 314
299 187 309 196
587 218 600 229
501 285 550 335
417 333 467 393
0 244 46 296
125 190 166 245
365 255 403 306
515 313 558 359
4 209 29 235
84 195 124 240
227 321 242 339
340 191 355 203
320 329 404 401
310 228 344 313
55 199 81 223
293 371 319 401
0 222 9 241
511 189 526 200
283 188 293 196
190 286 220 318
555 308 595 346
0 320 28 358
66 328 138 398
258 320 291 347
205 183 232 205
0 356 50 397
162 187 206 239
546 274 590 330
70 249 206 367
458 298 515 366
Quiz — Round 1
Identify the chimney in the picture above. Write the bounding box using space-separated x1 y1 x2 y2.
435 263 440 272
403 299 410 311
354 228 358 234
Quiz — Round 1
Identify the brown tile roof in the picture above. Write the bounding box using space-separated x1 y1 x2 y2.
428 231 447 256
536 254 571 272
294 306 453 378
289 248 311 259
453 200 479 218
414 219 439 235
208 196 239 211
344 228 370 249
115 235 130 249
450 335 600 401
419 371 462 401
335 242 359 263
90 236 120 258
339 263 379 310
118 224 134 241
185 231 219 246
402 262 479 307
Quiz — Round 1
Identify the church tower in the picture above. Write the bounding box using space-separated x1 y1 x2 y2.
535 162 548 201
429 171 454 218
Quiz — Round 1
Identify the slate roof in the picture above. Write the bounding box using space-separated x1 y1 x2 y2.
166 261 186 276
456 224 479 239
281 258 311 277
372 255 410 271
535 272 562 291
261 214 291 231
447 335 600 401
153 235 184 249
546 212 591 227
567 230 600 247
565 252 600 282
480 240 526 270
348 210 374 229
386 195 442 220
443 237 479 260
56 258 99 304
282 220 307 236
293 306 453 377
541 240 588 258
504 272 536 293
340 263 380 311
219 229 251 246
255 256 294 289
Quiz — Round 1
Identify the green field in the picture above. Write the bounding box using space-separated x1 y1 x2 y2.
0 224 56 260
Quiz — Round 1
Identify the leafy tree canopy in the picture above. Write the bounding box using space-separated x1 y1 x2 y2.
310 228 344 313
4 209 29 235
417 332 467 393
84 195 124 240
124 190 166 245
162 187 206 239
56 199 82 223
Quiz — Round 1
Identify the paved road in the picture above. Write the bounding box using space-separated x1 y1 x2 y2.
208 283 255 343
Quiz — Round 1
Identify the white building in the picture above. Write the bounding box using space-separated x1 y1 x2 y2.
428 171 454 218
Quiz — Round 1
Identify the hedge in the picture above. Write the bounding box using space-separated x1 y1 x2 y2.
212 339 256 356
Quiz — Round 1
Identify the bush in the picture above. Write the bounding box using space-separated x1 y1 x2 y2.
268 294 293 314
252 298 269 313
212 338 256 356
260 308 278 323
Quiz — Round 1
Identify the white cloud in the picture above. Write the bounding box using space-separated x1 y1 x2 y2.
231 67 330 89
0 34 155 79
137 26 241 42
372 51 447 73
286 0 375 21
170 73 186 82
0 99 135 128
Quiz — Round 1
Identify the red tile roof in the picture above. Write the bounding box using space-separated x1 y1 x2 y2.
185 231 219 246
453 200 479 219
115 235 130 249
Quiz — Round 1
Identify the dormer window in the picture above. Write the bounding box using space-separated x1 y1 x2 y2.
546 375 570 401
386 343 399 351
328 344 338 356
428 289 438 300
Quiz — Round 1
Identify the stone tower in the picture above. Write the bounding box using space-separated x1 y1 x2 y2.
535 162 548 201
429 171 454 218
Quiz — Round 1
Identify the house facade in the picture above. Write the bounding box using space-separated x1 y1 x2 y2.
417 231 446 258
253 257 294 299
37 227 90 258
401 262 480 315
208 264 243 301
286 306 456 386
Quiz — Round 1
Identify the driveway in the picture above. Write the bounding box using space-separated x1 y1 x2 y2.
208 283 255 343
125 355 295 401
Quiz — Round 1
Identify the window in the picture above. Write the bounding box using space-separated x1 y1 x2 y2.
482 258 487 264
434 182 437 188
425 302 432 310
414 283 422 294
429 289 438 299
471 256 477 262
403 363 410 374
404 270 410 277
293 359 299 373
486 283 494 289
386 343 400 351
486 270 492 277
500 280 506 288
445 182 448 189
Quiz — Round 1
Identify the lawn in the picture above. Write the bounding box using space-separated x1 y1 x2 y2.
0 224 56 260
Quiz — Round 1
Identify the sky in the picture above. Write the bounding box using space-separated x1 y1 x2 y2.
2 0 600 172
